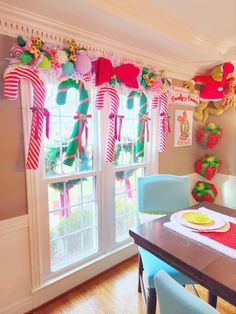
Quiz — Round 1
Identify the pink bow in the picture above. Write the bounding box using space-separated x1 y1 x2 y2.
160 112 171 133
30 106 50 140
73 112 92 153
93 57 140 88
138 113 151 143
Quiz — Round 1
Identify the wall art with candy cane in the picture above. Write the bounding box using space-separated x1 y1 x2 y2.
174 109 193 147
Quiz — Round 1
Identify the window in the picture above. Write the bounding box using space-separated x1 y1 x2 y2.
23 80 158 283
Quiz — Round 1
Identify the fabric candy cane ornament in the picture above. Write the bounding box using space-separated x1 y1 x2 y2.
95 85 121 162
158 91 170 152
4 67 47 169
56 78 91 167
151 95 159 109
127 90 150 157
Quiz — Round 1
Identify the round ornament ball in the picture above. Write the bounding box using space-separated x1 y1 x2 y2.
56 50 68 65
62 61 75 75
38 56 52 70
75 52 92 75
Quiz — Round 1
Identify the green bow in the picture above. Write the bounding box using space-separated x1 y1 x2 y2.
193 181 216 200
138 67 157 89
201 155 219 168
203 124 221 135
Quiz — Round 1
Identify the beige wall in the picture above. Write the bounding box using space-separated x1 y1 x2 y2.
158 80 236 176
0 34 27 220
0 35 235 220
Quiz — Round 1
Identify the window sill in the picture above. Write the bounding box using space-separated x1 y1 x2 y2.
31 242 137 307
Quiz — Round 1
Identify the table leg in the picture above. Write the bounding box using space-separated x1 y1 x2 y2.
208 291 217 308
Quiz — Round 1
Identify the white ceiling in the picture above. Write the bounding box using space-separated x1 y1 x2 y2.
1 0 236 76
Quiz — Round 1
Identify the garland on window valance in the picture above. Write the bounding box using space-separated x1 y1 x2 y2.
3 35 171 169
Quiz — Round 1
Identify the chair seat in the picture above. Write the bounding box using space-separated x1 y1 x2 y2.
139 248 195 288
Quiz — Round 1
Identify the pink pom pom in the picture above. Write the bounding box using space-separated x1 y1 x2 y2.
75 52 92 75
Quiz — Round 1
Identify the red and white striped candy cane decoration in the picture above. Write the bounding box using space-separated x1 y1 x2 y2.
4 67 46 169
95 85 120 162
158 91 169 152
151 94 159 109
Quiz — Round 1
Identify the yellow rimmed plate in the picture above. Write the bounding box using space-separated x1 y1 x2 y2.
182 212 213 225
170 210 226 231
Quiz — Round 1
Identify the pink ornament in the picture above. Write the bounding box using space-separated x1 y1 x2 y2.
75 52 92 75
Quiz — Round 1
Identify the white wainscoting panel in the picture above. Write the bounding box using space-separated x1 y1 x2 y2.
0 215 32 314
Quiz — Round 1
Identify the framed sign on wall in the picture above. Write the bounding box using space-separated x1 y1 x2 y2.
174 109 193 147
169 87 199 107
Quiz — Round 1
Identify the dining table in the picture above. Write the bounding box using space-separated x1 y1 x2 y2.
129 201 236 307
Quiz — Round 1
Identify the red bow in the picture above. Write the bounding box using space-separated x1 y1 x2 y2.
93 57 140 88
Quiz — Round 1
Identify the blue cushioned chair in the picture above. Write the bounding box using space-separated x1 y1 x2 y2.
154 270 219 314
137 174 196 314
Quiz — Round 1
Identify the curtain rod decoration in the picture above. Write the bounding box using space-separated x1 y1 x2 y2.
3 34 172 169
6 35 170 91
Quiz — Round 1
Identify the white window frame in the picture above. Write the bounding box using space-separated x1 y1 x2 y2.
21 81 159 289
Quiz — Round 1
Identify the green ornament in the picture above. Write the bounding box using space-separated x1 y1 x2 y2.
38 56 51 70
62 61 75 75
17 36 26 47
19 51 34 64
63 48 70 57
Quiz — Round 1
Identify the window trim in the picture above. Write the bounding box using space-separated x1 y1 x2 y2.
21 80 159 288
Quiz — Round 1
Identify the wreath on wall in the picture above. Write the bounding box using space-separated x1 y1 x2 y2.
46 136 137 208
113 138 138 199
45 144 90 191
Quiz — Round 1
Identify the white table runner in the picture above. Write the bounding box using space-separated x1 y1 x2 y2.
164 207 236 259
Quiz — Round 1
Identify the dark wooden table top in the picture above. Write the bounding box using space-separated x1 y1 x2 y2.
129 202 236 306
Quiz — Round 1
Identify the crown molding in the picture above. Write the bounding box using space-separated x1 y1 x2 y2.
0 1 197 79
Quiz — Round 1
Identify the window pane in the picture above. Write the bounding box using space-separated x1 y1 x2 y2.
82 202 96 228
49 213 65 240
50 238 65 267
44 84 94 176
66 232 82 259
115 168 144 242
113 94 150 167
83 227 97 252
66 206 82 234
48 176 98 270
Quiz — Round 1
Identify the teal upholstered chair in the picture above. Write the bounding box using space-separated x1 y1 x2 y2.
154 270 219 314
137 174 195 314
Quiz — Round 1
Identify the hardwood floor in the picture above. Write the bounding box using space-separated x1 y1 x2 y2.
30 256 235 314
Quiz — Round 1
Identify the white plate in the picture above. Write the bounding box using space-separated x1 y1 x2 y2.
170 209 226 231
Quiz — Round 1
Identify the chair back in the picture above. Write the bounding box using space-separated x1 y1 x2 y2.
154 270 219 314
137 174 189 214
